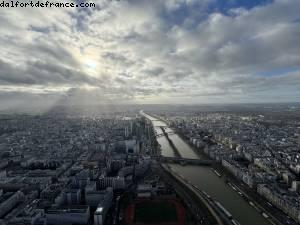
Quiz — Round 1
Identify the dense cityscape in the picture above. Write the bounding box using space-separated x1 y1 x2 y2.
0 110 156 225
1 0 300 224
162 106 300 224
0 103 299 225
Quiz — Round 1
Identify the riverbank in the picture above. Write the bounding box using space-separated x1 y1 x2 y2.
172 128 290 225
159 163 225 225
223 172 290 225
142 112 274 225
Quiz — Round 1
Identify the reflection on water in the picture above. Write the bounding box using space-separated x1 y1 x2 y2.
170 165 270 225
168 135 199 159
143 112 271 225
146 113 198 159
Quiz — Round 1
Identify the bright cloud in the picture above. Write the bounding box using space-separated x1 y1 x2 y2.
0 0 300 109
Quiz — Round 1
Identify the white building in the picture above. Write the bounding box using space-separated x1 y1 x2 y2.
93 188 113 225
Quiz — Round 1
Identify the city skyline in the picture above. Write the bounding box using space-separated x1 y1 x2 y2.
1 2 300 223
1 0 300 111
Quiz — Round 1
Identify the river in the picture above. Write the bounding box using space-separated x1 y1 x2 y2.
144 112 271 225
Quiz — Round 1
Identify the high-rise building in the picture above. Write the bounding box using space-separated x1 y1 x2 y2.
94 190 113 225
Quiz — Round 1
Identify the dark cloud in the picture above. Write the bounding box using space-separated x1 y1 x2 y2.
29 25 51 34
0 59 101 86
143 67 165 77
29 41 79 67
0 59 37 84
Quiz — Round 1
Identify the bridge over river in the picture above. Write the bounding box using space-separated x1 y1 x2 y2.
141 110 272 225
155 130 175 137
160 156 213 166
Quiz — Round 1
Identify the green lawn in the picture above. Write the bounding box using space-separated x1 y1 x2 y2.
134 201 178 224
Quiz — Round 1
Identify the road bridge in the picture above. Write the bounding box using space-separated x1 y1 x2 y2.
155 131 175 137
154 125 168 128
160 156 213 166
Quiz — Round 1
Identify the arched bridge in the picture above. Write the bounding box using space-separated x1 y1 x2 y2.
155 131 175 137
160 156 213 166
153 125 168 128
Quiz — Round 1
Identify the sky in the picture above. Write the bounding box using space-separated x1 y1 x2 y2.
0 0 300 111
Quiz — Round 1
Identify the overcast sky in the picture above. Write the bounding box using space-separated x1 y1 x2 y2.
0 0 300 110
